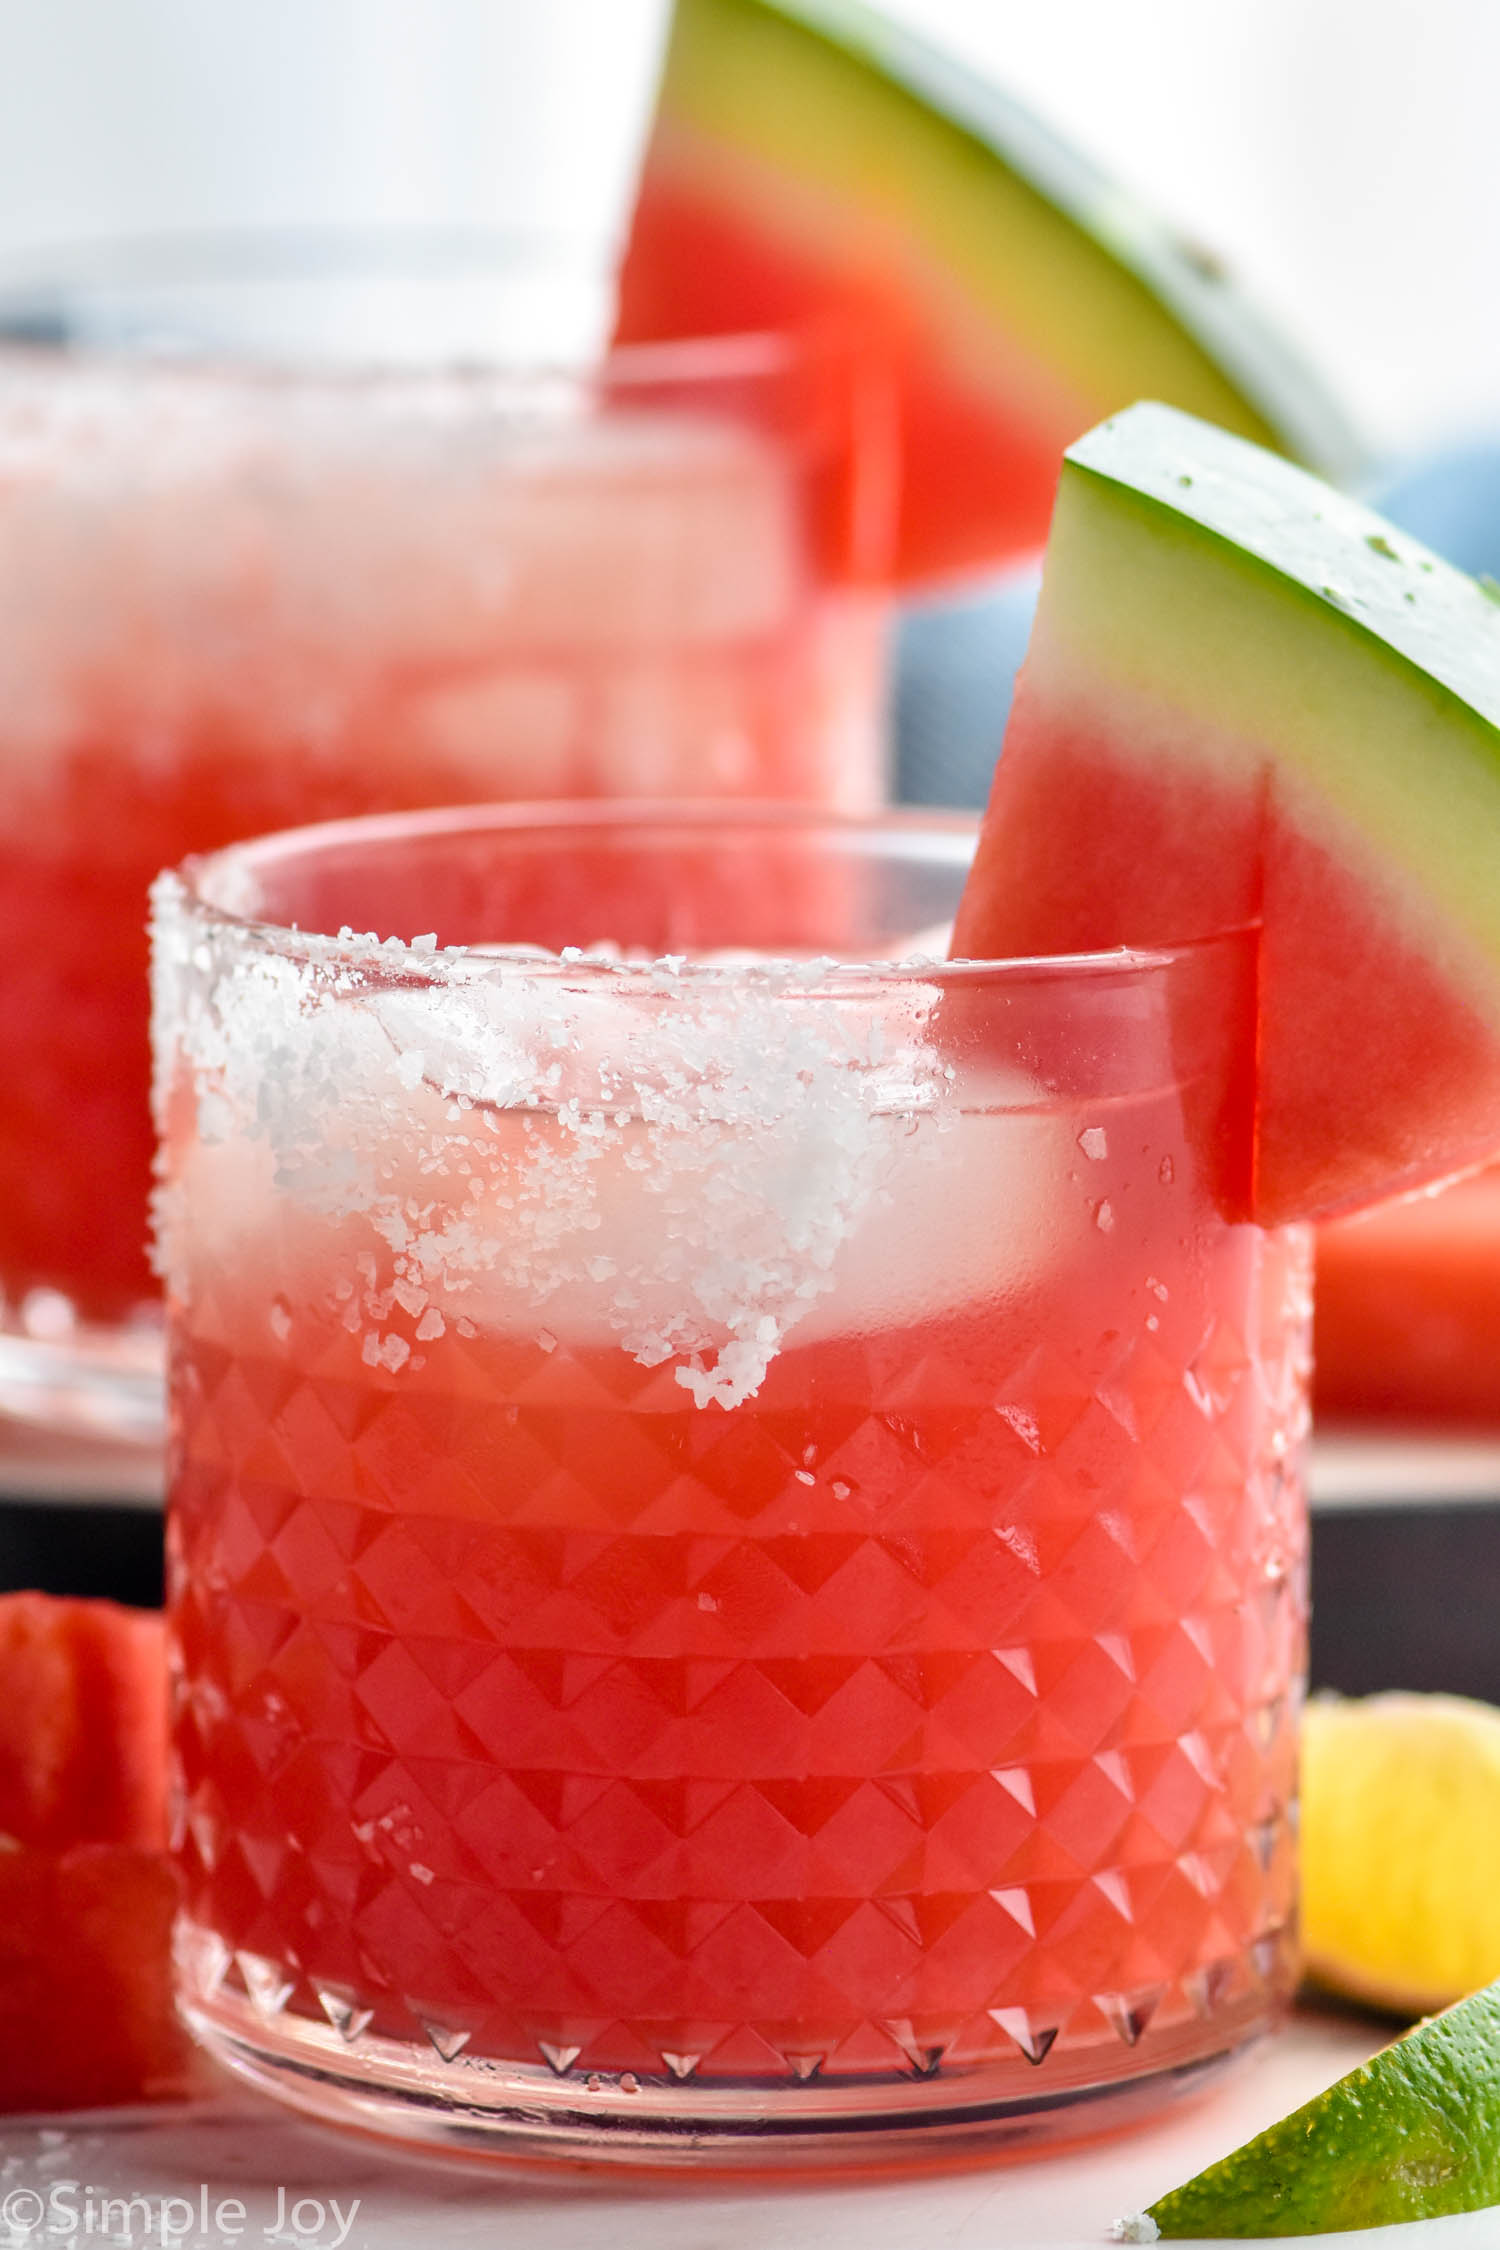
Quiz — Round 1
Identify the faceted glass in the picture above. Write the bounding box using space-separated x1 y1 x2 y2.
156 805 1309 2165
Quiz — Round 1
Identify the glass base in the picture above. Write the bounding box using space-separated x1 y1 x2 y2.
0 1305 165 1449
182 1978 1273 2171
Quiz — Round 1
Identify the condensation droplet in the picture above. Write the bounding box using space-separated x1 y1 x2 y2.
1159 1155 1176 1186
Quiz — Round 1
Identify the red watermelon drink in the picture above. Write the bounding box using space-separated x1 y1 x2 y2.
0 337 888 1445
157 805 1308 2162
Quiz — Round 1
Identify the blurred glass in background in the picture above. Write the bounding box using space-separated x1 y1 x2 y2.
0 2 902 1448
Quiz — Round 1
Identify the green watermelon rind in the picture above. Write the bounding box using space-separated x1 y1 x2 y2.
1069 407 1500 732
1055 405 1500 971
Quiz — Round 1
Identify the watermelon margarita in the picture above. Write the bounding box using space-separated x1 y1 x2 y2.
157 807 1307 2161
0 339 888 1441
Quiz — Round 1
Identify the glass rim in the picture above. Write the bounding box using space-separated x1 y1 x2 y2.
0 224 610 290
167 798 1260 991
0 228 843 392
0 318 827 400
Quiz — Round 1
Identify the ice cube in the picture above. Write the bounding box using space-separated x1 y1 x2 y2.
161 940 1083 1407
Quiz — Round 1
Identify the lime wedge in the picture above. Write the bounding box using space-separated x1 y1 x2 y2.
1117 1979 1500 2238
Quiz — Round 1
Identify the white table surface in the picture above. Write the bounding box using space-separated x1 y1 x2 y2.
0 2011 1490 2250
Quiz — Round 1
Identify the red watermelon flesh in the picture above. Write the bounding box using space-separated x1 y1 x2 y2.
953 404 1500 1226
619 163 1068 579
1315 1168 1500 1427
0 1594 192 2110
0 1847 186 2112
616 0 1360 584
0 1593 166 1851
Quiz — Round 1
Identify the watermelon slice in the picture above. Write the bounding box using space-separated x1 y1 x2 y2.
0 1594 191 2110
615 0 1359 582
951 401 1500 1226
1315 1169 1500 1426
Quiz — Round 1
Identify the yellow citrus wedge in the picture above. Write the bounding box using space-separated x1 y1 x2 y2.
1117 1978 1500 2239
1301 1690 1500 2016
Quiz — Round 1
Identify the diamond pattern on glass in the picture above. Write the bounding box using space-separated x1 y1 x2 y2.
171 1231 1309 2089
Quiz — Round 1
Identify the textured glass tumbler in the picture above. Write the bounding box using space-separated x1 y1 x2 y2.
156 804 1309 2166
0 316 890 1450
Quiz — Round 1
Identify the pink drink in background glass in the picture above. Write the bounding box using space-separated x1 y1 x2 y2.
156 807 1308 2165
0 332 889 1440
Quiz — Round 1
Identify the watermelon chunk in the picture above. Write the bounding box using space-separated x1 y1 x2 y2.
1315 1169 1500 1427
952 401 1500 1225
0 1594 191 2110
616 0 1359 582
0 1593 166 1852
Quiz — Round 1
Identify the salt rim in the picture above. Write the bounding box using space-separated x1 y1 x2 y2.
167 882 1174 989
150 873 960 1409
181 885 957 987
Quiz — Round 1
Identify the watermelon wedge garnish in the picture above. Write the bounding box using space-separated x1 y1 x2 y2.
616 0 1360 583
951 401 1500 1225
